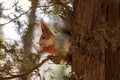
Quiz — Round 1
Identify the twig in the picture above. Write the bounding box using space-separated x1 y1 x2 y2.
0 4 54 26
0 7 31 26
0 0 18 10
0 55 54 80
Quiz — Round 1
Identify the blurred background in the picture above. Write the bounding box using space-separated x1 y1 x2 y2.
0 0 72 80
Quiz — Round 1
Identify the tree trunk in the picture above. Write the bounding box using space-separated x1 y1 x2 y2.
105 1 120 80
22 0 39 80
72 0 120 80
22 0 39 53
0 4 3 40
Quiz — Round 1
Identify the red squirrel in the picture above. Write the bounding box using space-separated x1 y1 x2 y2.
39 19 71 55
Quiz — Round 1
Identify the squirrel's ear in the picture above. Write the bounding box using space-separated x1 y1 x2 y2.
40 19 49 33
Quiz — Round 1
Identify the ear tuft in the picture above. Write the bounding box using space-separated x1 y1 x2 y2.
40 19 49 32
40 19 53 36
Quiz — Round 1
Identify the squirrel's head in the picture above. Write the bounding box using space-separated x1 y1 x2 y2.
39 19 54 47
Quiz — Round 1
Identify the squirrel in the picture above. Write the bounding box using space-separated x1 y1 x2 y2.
39 19 71 55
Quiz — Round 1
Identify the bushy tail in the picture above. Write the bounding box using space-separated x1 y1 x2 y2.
53 18 71 52
55 18 72 37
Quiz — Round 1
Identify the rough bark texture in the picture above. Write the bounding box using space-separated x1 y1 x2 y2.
72 0 120 80
105 1 120 80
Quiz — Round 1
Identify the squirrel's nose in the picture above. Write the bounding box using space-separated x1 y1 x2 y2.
39 41 45 47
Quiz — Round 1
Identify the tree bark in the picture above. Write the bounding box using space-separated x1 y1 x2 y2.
22 0 39 53
22 0 39 80
0 4 3 40
105 1 120 80
72 0 120 80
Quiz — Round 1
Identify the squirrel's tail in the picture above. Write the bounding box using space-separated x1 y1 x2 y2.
53 18 72 52
54 17 72 37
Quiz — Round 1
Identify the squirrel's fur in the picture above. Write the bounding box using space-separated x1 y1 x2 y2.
39 19 71 55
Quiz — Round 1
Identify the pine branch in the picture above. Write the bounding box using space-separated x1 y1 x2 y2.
0 55 55 80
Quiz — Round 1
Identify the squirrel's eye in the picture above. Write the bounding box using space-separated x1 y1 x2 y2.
42 36 46 39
